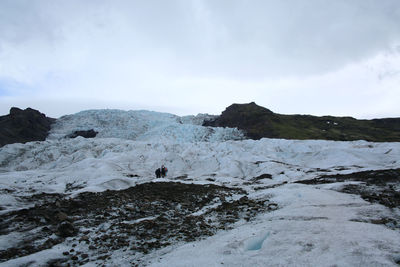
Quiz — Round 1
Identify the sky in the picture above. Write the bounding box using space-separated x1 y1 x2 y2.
0 0 400 119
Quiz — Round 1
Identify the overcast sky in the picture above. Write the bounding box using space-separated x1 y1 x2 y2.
1 0 400 118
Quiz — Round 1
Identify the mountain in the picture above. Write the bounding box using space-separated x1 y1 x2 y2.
2 104 399 146
0 107 55 147
203 102 400 142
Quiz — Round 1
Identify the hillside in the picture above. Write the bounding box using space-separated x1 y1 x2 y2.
203 102 400 142
0 107 55 147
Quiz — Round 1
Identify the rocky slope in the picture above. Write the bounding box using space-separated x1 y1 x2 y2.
203 102 400 142
0 182 276 266
0 107 55 147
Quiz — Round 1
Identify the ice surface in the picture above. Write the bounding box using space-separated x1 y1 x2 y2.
147 184 400 267
245 232 270 251
1 109 400 266
1 137 399 212
47 109 244 142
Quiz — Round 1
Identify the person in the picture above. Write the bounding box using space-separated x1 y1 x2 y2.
155 168 161 178
161 165 168 177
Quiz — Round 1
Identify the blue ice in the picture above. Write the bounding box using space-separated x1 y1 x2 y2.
246 232 270 251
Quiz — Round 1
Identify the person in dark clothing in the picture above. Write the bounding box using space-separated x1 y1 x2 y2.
155 168 161 178
161 165 168 177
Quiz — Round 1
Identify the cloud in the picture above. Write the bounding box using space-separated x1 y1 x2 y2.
2 0 400 77
201 0 400 76
0 0 399 118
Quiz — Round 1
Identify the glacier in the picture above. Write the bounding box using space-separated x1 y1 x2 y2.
47 109 243 142
0 109 400 266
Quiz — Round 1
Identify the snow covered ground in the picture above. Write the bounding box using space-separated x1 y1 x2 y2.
147 183 400 266
1 137 399 211
1 109 400 266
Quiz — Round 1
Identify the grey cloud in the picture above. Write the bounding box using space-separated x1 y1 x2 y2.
2 0 399 79
199 0 400 76
0 0 400 109
0 0 58 45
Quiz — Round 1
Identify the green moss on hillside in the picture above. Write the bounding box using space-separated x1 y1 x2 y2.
204 102 400 142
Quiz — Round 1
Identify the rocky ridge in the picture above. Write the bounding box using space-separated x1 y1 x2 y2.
0 107 55 147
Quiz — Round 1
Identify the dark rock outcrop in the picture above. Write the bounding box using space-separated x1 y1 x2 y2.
203 102 400 142
0 107 56 147
204 102 276 139
66 129 98 139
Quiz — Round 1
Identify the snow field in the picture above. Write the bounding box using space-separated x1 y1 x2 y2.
1 137 399 213
147 184 400 267
1 108 400 266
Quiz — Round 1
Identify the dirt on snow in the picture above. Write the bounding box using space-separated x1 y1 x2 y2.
0 181 277 266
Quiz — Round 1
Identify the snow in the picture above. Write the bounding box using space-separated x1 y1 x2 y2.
0 244 70 267
1 138 399 211
147 184 400 267
1 108 400 266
